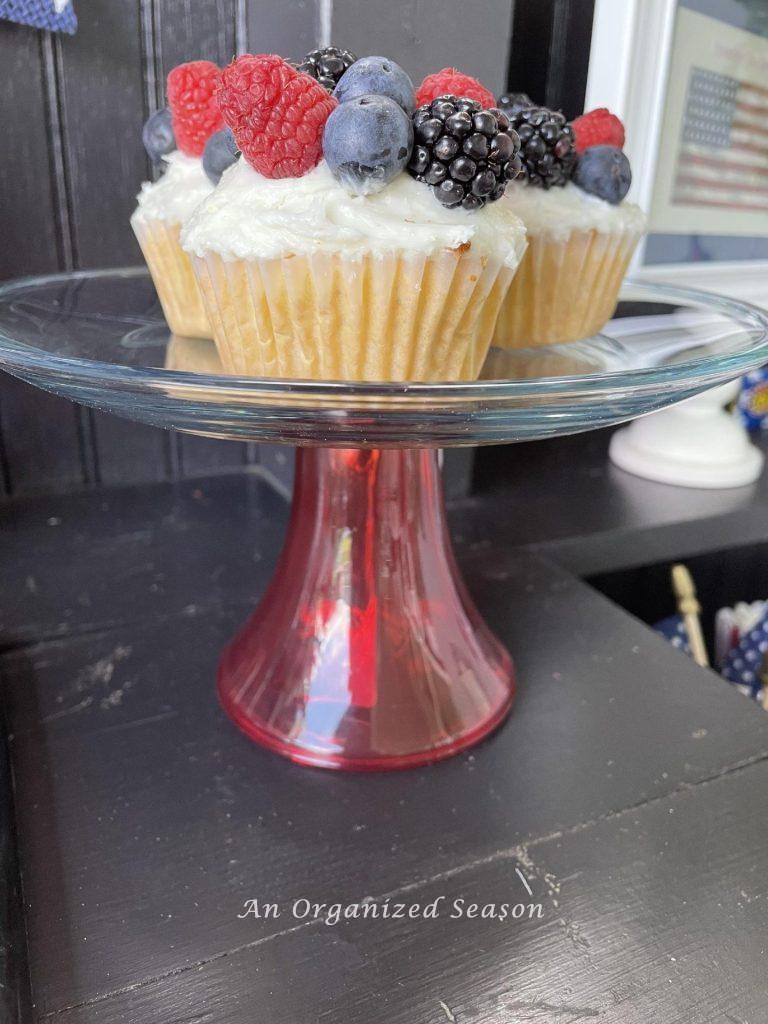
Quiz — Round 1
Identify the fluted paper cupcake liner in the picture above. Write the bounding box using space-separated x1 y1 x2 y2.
132 218 212 339
192 250 517 382
493 227 642 349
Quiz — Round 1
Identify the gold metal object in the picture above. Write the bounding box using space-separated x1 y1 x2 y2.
671 564 709 668
759 651 768 710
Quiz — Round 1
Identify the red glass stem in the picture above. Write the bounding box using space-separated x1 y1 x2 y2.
217 447 515 770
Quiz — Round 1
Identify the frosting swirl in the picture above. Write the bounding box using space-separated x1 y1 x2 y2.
132 151 213 226
502 181 645 240
181 159 527 266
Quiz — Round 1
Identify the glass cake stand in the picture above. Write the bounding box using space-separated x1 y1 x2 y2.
1 268 767 771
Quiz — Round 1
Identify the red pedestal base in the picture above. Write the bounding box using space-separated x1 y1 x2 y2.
217 448 515 770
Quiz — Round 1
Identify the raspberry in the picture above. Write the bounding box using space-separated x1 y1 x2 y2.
416 69 495 109
571 108 625 155
167 61 224 158
217 55 337 178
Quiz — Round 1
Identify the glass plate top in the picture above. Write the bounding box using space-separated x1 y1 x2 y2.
0 268 766 447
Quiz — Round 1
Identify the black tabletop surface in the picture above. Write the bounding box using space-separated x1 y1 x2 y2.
2 430 768 1023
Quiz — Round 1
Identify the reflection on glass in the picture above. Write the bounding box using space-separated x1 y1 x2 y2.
0 270 767 447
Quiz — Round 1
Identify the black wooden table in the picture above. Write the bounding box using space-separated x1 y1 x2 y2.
3 430 768 1023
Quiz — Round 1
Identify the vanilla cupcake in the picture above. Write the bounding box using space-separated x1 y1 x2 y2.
131 60 225 339
493 105 645 349
183 54 528 382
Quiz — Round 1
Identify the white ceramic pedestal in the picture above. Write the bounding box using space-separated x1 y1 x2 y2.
609 381 764 489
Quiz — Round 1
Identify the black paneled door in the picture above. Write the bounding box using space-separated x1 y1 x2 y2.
0 0 595 496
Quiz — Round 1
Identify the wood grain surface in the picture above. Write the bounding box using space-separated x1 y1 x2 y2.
2 470 768 1020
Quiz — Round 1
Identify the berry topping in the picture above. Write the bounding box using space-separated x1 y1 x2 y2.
415 69 495 110
333 56 416 114
142 107 175 164
323 94 413 195
202 126 239 184
408 95 523 210
571 107 625 154
167 60 224 157
217 55 337 179
573 145 631 204
506 106 576 188
497 92 534 117
297 46 357 92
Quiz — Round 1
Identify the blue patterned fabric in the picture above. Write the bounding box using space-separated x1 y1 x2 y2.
721 609 768 700
0 0 76 33
653 615 692 656
738 368 768 431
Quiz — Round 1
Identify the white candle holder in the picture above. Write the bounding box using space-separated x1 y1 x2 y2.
609 381 764 489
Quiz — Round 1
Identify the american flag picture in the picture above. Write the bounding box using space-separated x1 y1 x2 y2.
673 67 768 215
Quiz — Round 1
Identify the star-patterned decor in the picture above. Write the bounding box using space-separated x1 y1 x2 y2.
721 609 768 701
654 615 692 656
0 0 76 33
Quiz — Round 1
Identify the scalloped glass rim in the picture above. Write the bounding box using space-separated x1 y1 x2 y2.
0 267 766 396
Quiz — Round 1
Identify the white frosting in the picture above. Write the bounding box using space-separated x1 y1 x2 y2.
181 159 527 267
131 151 213 226
502 181 645 241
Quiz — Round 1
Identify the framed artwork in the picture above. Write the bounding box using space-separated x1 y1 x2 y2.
586 0 768 306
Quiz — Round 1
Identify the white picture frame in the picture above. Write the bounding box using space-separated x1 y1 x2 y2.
586 0 768 307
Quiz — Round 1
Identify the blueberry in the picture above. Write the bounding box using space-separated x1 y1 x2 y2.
323 94 414 195
202 127 239 185
333 56 416 115
142 108 175 164
573 145 632 204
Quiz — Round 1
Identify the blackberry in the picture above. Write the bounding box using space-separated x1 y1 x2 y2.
407 95 524 210
297 46 357 92
497 91 534 117
507 106 576 188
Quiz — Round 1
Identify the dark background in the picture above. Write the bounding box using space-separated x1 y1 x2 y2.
0 0 595 497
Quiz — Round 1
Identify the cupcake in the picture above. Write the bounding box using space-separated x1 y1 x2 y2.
131 60 227 339
182 54 527 382
492 102 645 349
